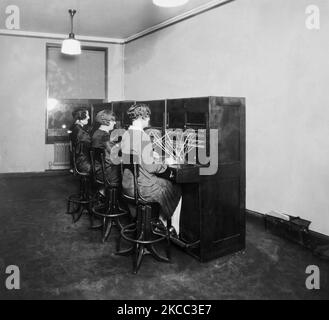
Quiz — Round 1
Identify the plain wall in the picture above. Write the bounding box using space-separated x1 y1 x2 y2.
124 0 329 235
0 35 124 173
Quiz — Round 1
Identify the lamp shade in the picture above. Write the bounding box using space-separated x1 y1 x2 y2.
62 9 81 55
61 37 81 55
153 0 189 7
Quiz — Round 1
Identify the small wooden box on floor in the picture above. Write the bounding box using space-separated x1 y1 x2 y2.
93 96 246 262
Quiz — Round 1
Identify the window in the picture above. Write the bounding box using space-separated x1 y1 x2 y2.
46 45 107 144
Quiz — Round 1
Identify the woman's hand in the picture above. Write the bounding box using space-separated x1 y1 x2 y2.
153 151 160 160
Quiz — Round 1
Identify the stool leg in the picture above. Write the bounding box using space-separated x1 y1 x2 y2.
134 244 145 274
166 218 172 261
115 216 124 230
66 199 71 215
82 177 88 200
132 226 144 274
88 200 103 230
88 200 94 227
73 206 84 223
66 200 81 215
132 225 139 273
132 243 138 274
102 218 113 243
147 244 170 263
102 217 108 242
116 230 123 253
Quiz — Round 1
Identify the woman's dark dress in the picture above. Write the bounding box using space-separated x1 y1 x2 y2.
91 129 120 185
121 128 181 219
70 124 91 174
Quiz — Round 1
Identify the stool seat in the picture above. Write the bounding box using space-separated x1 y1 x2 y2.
95 177 120 189
77 171 90 177
123 192 159 208
109 182 120 188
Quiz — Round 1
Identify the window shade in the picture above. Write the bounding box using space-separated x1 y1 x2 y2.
47 46 106 100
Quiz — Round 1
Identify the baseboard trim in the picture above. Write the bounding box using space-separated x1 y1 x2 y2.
245 209 329 247
245 209 264 220
0 170 71 179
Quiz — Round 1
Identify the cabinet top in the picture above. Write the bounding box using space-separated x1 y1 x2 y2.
109 96 246 104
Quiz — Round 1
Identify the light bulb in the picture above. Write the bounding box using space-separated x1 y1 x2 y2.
153 0 189 8
61 38 81 55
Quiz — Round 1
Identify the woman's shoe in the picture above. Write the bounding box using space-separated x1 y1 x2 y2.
169 226 178 239
152 219 166 234
152 221 178 239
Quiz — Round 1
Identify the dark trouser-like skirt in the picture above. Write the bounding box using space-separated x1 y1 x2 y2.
124 177 181 219
76 156 91 174
95 165 121 186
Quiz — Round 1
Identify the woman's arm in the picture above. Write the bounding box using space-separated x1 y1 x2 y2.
141 131 167 174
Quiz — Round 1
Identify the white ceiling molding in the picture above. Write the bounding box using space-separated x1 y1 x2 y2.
0 0 232 45
0 29 125 44
125 0 233 43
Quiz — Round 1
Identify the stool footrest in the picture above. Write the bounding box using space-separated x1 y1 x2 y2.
92 204 129 219
121 223 168 246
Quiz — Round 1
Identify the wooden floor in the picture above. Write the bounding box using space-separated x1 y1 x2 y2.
0 174 328 300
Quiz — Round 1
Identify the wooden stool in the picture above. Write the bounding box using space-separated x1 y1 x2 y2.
116 161 171 274
67 145 94 225
90 148 129 242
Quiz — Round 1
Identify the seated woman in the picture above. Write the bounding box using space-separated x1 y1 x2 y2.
121 103 182 235
69 108 91 174
91 109 121 186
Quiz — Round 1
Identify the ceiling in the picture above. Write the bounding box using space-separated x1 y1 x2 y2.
0 0 218 39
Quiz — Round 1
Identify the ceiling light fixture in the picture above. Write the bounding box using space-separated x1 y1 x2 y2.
61 9 81 55
153 0 189 8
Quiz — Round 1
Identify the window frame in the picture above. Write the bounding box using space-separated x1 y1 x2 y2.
45 43 108 144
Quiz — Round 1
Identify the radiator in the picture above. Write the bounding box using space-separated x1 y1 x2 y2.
53 142 70 167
